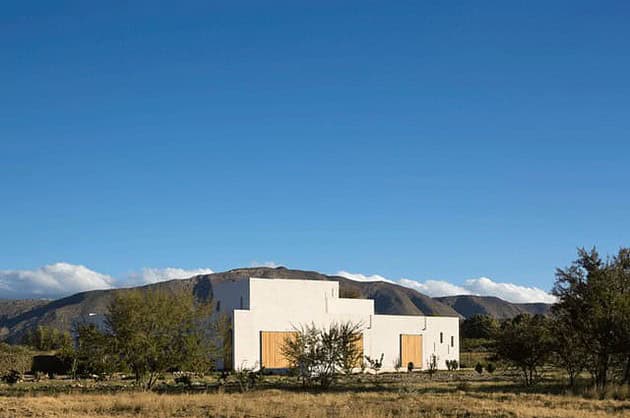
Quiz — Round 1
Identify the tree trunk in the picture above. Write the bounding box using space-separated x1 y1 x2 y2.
623 355 630 385
595 355 609 390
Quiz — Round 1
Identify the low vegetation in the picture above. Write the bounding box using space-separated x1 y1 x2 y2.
0 371 628 417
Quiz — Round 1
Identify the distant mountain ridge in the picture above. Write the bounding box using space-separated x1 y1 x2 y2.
435 295 552 319
0 267 552 342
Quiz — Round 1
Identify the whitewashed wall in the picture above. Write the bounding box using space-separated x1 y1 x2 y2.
216 277 459 371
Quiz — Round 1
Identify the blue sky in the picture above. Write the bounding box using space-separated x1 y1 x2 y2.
1 1 628 301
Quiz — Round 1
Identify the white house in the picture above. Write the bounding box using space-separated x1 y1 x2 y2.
212 277 459 372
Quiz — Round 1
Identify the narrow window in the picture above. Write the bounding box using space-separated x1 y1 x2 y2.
240 296 243 309
440 332 443 343
451 336 454 347
216 301 221 312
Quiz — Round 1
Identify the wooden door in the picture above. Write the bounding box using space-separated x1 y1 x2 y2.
260 331 296 368
400 334 423 369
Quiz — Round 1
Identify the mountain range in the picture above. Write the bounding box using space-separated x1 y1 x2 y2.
0 267 551 343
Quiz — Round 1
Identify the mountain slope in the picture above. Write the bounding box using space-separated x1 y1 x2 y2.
0 268 554 342
0 267 459 342
435 295 552 319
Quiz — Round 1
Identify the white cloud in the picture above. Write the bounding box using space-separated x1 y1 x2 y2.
335 271 395 283
462 277 557 304
0 263 214 298
0 262 556 304
338 270 556 304
0 262 115 298
398 278 471 297
126 267 214 285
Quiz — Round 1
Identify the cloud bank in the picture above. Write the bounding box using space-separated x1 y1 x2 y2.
336 271 556 304
335 271 395 284
0 262 115 299
0 263 555 304
0 263 214 298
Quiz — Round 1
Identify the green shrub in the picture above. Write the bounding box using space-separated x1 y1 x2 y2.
486 363 496 374
445 359 459 371
0 344 33 376
475 363 484 375
1 370 21 385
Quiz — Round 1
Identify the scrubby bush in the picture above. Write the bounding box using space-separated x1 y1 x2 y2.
1 370 21 385
365 353 384 384
426 354 439 379
475 363 484 375
233 365 265 392
486 363 496 374
282 321 363 389
446 359 459 371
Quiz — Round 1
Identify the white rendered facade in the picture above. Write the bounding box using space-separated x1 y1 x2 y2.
212 277 459 372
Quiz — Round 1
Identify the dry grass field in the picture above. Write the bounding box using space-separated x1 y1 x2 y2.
0 374 628 418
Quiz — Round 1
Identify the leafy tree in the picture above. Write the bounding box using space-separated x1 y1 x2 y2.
552 247 630 389
0 343 33 379
461 315 499 339
22 326 73 351
549 313 587 388
214 313 233 371
494 314 552 386
74 323 119 378
105 289 214 388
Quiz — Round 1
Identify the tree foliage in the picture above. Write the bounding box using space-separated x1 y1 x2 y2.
104 289 215 388
461 315 499 340
70 289 216 388
73 323 119 378
494 314 552 385
0 343 33 378
22 326 73 352
552 247 630 389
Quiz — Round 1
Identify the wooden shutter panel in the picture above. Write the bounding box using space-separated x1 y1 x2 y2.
400 334 423 369
260 331 296 368
354 333 364 367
